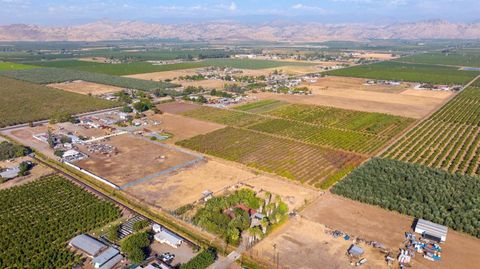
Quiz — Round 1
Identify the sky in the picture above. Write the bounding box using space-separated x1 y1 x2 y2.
1 0 479 25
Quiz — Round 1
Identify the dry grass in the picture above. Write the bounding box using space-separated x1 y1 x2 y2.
47 80 123 95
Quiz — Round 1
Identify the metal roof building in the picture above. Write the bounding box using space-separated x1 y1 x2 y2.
98 253 122 269
0 167 20 179
92 247 120 269
414 219 448 243
69 234 107 257
154 229 183 248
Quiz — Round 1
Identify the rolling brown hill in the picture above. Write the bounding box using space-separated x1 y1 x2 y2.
1 20 479 42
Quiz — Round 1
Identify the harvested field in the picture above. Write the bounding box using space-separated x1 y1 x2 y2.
146 113 225 143
177 127 364 188
125 68 200 81
125 158 318 212
353 52 398 60
74 134 200 188
249 217 387 269
47 80 123 95
298 193 480 269
305 76 411 93
157 102 201 114
252 87 451 119
179 79 236 89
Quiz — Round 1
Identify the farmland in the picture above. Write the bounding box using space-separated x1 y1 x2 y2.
0 67 175 91
0 175 120 268
325 61 480 85
0 77 119 127
331 158 480 238
0 61 37 70
384 86 480 175
29 58 315 76
177 127 364 188
181 103 413 154
238 102 414 137
398 49 480 67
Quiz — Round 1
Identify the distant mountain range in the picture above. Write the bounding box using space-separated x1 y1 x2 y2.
1 20 479 42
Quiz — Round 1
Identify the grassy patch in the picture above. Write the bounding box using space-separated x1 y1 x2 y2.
0 61 37 71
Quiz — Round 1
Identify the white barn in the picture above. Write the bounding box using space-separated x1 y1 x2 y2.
414 219 448 243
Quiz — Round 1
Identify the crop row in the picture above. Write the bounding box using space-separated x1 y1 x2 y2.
0 67 175 92
0 77 120 127
176 127 364 187
383 86 480 175
0 175 120 268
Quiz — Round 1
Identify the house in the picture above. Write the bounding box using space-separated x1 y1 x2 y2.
235 204 257 216
414 219 448 243
154 229 184 248
0 166 20 179
69 234 107 257
92 247 120 269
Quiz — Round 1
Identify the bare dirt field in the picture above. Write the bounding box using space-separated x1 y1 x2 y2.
0 156 54 190
47 80 123 95
352 52 398 60
252 77 453 118
296 193 480 269
125 69 200 81
74 134 199 187
146 113 225 143
125 157 318 212
157 102 201 114
249 217 387 269
2 125 56 158
77 57 109 63
304 76 411 93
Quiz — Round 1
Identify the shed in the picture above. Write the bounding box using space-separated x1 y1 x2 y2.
414 219 448 243
92 247 120 268
98 252 122 269
0 167 20 179
69 234 106 257
154 229 183 248
348 245 364 257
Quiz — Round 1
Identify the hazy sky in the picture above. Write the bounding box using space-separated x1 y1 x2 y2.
1 0 479 25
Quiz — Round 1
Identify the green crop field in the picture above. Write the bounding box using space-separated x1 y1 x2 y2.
0 61 37 71
177 127 364 188
0 77 119 127
183 102 413 154
29 58 315 76
238 101 414 137
0 175 120 268
332 158 480 238
0 67 175 91
325 61 480 85
384 86 480 175
398 49 480 67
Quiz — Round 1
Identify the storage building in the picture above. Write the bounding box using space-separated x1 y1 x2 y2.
154 229 183 248
414 219 448 243
69 234 106 257
92 247 120 269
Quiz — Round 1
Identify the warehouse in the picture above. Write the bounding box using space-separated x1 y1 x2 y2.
414 219 448 243
92 247 120 269
69 234 107 257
